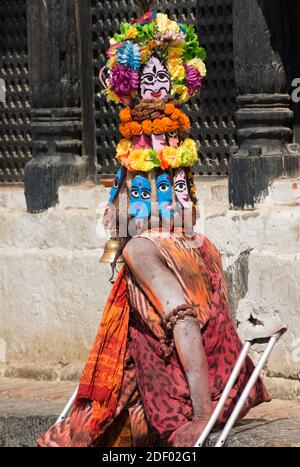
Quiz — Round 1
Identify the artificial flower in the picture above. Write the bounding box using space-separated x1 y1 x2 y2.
128 149 160 171
177 138 198 166
185 65 202 95
125 26 138 40
182 24 206 62
117 41 141 71
106 88 120 104
132 11 156 25
173 83 190 103
116 139 132 158
187 58 207 78
168 43 184 60
167 58 185 81
109 64 139 96
116 138 198 171
160 146 179 168
135 22 156 44
156 13 180 38
140 39 159 64
107 56 117 69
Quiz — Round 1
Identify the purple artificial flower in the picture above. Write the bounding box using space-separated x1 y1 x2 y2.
109 64 139 96
185 65 202 96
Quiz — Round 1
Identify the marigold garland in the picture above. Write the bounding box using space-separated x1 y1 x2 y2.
116 137 197 171
119 105 191 138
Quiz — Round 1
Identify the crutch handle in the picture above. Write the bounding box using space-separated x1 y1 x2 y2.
245 322 287 344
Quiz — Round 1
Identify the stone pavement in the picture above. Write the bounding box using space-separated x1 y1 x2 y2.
0 377 300 447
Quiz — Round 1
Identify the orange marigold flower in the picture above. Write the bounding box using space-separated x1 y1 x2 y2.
141 120 153 135
164 103 176 115
130 121 142 136
160 117 172 132
119 108 132 123
153 119 165 134
169 121 179 132
170 108 182 121
179 114 191 132
119 123 132 139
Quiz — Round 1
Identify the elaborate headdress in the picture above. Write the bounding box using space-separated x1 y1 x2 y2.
103 11 206 106
100 12 207 262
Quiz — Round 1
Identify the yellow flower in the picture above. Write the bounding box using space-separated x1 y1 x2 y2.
167 58 185 81
125 26 137 40
173 83 190 103
108 56 117 68
156 13 179 35
168 43 184 60
161 146 180 168
116 139 132 159
106 89 120 104
177 138 198 166
187 58 207 78
128 149 159 172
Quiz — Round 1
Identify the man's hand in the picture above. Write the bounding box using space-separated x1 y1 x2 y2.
169 416 211 447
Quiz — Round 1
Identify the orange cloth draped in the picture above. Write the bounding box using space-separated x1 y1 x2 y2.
75 266 130 431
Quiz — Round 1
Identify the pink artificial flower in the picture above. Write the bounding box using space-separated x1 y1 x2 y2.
109 64 139 97
185 65 202 96
132 11 154 25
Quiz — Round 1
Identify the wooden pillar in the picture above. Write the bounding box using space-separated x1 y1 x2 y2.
230 0 300 208
24 0 90 213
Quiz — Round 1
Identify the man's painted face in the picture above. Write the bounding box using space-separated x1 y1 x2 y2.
156 172 173 219
174 169 191 208
109 166 124 203
130 175 151 218
140 56 171 100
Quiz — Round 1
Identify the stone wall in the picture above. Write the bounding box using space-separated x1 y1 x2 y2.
0 178 299 398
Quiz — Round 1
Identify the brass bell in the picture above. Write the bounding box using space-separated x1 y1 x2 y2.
100 237 124 264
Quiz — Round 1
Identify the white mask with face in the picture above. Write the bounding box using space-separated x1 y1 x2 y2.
140 56 171 100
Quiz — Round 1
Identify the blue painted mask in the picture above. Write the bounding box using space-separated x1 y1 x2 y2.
156 172 173 219
130 175 151 218
109 166 124 203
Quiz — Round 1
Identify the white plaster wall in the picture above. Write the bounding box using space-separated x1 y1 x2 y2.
0 177 300 395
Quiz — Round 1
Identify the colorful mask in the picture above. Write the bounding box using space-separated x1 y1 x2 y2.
156 172 173 219
109 166 124 203
130 175 151 218
174 169 191 208
140 56 171 100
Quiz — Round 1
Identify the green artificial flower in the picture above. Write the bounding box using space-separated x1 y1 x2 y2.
113 22 131 42
182 24 206 62
135 22 156 43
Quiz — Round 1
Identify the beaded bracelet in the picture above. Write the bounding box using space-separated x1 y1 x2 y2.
159 304 198 359
162 304 197 332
